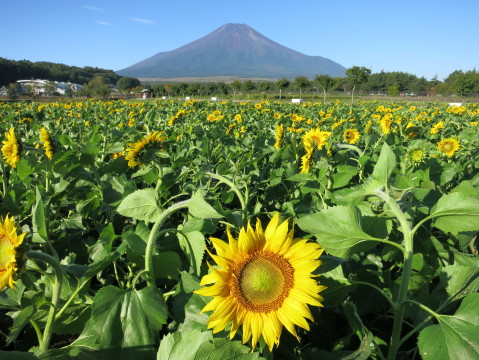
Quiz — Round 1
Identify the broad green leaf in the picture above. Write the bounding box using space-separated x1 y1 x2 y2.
177 230 206 276
417 325 449 360
195 338 262 360
157 330 212 360
187 193 223 219
296 206 382 258
332 165 358 189
431 192 479 234
439 258 479 300
81 285 168 359
371 142 396 186
418 293 479 360
153 252 182 280
117 188 160 222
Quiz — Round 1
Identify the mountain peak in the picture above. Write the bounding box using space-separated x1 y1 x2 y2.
117 23 345 79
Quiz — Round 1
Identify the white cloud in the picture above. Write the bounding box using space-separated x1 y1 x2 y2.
96 21 113 26
132 17 155 24
82 5 106 12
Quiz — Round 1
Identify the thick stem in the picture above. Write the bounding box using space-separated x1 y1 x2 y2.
27 251 63 352
374 190 414 360
206 172 247 224
144 200 190 286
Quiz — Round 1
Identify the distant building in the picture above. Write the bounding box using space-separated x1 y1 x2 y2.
16 79 83 95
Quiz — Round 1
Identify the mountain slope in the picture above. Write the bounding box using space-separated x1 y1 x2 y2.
117 23 346 79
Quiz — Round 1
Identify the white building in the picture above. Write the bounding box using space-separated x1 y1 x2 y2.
16 79 83 95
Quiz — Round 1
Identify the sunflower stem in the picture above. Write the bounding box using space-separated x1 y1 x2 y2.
145 200 190 287
26 250 63 352
373 189 414 360
206 172 248 224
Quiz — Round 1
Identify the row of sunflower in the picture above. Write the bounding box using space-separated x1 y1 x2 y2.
0 99 478 359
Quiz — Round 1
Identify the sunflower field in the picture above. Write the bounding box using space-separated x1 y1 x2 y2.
0 98 478 360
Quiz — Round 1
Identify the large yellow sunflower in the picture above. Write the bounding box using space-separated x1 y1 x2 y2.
0 216 26 291
195 213 325 351
124 131 166 167
1 128 21 168
437 138 460 158
302 128 331 153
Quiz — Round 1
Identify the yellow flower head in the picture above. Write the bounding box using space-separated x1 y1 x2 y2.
274 124 284 150
343 129 361 145
125 131 166 167
0 216 26 291
39 127 54 160
302 128 331 153
1 128 21 168
407 147 426 165
195 213 325 351
300 151 312 174
430 120 445 135
437 138 460 158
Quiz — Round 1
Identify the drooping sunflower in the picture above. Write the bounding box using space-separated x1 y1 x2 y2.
343 128 361 145
0 216 26 291
437 138 460 158
1 128 21 168
430 120 445 135
124 131 166 167
300 150 313 174
274 124 284 150
39 127 54 160
195 213 326 351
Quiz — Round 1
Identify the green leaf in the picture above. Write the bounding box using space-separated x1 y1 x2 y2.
431 192 479 234
32 187 48 242
153 252 182 280
177 231 206 276
117 188 160 222
371 142 396 186
417 325 449 360
296 206 381 258
418 293 479 360
439 257 479 300
187 193 223 219
157 329 263 360
81 285 168 359
195 338 262 360
157 330 212 360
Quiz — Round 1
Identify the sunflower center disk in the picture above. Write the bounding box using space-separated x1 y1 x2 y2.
239 257 285 306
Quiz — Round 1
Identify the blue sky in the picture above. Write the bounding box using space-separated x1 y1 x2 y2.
1 0 478 80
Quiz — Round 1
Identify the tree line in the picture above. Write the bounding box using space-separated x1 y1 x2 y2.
1 57 478 99
0 57 121 87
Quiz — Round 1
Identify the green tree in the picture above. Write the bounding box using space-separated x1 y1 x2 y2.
292 76 311 98
82 76 111 98
116 76 141 91
345 66 371 103
231 80 242 100
314 74 334 102
275 78 290 99
7 83 19 99
387 82 400 97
